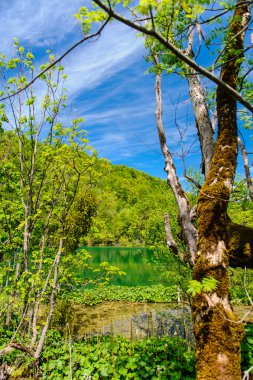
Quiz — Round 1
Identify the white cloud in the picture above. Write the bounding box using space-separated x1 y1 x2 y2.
0 0 84 50
0 0 144 99
0 0 202 178
64 21 144 96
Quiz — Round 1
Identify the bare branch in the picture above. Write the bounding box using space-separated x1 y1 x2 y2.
184 175 202 190
212 16 252 74
0 342 33 357
239 65 253 91
164 213 184 260
243 365 253 380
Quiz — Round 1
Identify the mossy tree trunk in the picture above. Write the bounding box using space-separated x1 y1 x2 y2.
192 1 251 378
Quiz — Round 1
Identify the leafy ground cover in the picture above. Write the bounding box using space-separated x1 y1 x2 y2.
65 285 179 305
65 281 253 306
2 326 252 379
1 320 252 379
41 333 195 380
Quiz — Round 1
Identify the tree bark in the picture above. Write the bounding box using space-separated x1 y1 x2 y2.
228 221 253 269
154 57 197 265
185 27 214 176
34 233 64 359
192 1 251 378
238 137 253 201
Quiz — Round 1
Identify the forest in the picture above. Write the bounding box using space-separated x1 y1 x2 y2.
0 0 253 379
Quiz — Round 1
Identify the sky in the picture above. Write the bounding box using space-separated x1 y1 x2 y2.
0 0 252 181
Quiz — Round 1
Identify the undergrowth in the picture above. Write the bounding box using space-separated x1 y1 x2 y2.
65 285 179 305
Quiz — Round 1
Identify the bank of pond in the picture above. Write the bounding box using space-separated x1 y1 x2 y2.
2 246 253 379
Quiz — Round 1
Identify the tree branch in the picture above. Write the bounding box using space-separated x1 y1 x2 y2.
93 0 253 113
164 213 184 261
0 18 111 102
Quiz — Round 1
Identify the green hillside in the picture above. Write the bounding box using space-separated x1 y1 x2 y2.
83 163 179 247
0 131 178 252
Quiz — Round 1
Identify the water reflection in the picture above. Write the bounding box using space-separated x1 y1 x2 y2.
80 247 158 286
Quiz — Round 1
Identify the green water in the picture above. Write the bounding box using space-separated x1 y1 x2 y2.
80 246 159 286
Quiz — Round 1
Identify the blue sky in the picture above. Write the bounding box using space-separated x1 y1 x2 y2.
0 0 252 181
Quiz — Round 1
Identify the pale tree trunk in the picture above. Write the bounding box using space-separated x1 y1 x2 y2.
31 239 57 346
192 1 252 379
185 27 214 177
154 56 197 265
5 255 21 327
238 137 253 201
34 234 63 359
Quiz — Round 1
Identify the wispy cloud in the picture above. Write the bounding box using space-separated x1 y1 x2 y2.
64 21 144 96
0 0 84 50
0 0 202 179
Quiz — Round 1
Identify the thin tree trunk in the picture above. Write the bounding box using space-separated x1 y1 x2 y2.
31 248 56 346
238 137 253 201
154 56 197 264
185 27 214 176
5 257 21 327
34 234 64 359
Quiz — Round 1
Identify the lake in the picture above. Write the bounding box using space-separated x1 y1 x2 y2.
80 246 159 286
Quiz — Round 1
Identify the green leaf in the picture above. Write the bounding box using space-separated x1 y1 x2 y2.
202 277 218 293
187 280 203 296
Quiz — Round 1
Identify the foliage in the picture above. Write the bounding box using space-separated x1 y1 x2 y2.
230 268 253 305
84 165 179 247
65 284 178 305
228 177 253 228
0 43 125 361
151 248 192 293
187 277 218 297
1 322 253 379
241 323 253 375
41 332 195 380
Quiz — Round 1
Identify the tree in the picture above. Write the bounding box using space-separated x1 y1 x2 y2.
75 1 253 379
0 43 123 375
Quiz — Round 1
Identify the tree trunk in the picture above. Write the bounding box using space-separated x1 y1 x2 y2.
238 137 253 201
192 1 251 378
154 57 197 265
185 26 214 177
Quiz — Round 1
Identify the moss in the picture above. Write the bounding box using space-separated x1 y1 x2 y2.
227 221 253 267
194 260 229 298
10 365 27 378
244 242 251 256
192 296 244 379
192 1 248 377
228 222 253 254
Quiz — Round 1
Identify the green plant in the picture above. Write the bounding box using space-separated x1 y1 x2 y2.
241 323 253 375
187 277 218 297
65 284 178 305
41 333 196 380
